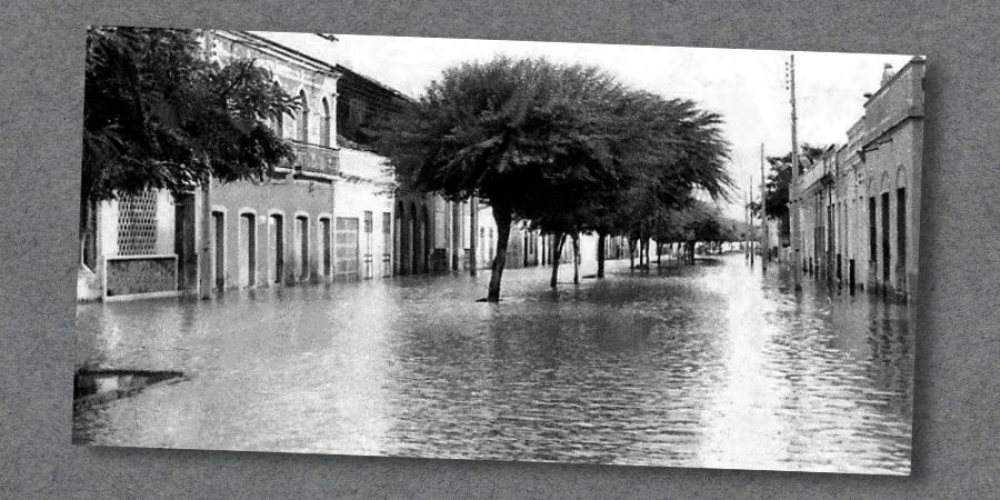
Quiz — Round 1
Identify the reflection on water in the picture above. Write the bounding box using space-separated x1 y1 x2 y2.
74 254 913 474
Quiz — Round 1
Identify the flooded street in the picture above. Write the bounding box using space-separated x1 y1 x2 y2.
73 254 913 475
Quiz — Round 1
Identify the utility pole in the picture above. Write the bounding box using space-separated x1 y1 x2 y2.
198 31 215 300
744 190 749 260
749 175 754 268
199 178 213 299
787 54 802 290
760 142 768 271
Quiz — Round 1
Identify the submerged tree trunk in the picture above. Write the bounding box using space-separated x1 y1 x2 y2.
486 208 512 302
638 238 646 269
656 242 661 266
637 238 643 268
629 237 636 270
572 233 581 284
597 232 606 278
550 233 566 288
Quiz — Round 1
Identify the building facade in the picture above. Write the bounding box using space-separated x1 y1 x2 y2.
207 31 342 292
79 31 398 300
792 57 925 302
78 30 635 302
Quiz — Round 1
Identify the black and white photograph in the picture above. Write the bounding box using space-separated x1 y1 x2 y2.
73 27 924 476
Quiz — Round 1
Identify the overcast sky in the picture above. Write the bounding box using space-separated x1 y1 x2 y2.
255 31 916 220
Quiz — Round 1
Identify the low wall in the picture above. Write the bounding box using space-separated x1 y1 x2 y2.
104 255 178 299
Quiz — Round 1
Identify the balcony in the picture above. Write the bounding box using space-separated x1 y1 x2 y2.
286 141 339 179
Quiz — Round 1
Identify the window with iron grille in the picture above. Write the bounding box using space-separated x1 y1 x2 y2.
117 191 158 256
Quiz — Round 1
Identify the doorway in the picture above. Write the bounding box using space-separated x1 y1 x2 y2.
881 192 890 287
212 211 225 291
268 214 284 284
239 213 256 288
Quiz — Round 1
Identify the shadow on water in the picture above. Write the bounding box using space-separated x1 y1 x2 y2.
73 369 186 410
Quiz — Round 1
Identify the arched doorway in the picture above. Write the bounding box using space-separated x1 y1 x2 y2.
409 203 419 275
422 206 431 273
880 172 891 289
268 213 284 285
394 202 406 275
238 212 256 288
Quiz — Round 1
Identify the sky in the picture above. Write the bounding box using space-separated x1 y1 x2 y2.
255 32 916 220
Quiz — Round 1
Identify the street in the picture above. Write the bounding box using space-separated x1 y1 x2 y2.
74 254 913 474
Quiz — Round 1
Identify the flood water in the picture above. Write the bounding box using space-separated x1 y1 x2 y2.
73 254 913 475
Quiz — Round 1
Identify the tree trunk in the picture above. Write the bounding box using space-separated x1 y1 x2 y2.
657 242 661 266
597 232 606 278
550 233 566 288
629 237 636 270
572 233 580 284
486 208 512 302
641 239 647 269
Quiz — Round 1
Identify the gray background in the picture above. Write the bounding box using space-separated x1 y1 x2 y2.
1 0 997 498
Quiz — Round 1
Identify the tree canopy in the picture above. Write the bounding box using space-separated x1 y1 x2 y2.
610 95 733 247
82 27 299 203
378 57 633 300
376 56 733 301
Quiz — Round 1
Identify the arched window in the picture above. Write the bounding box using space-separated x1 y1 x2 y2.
270 80 284 137
272 111 284 138
298 90 309 143
320 97 331 147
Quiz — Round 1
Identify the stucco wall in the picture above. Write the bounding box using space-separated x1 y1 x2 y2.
211 176 336 289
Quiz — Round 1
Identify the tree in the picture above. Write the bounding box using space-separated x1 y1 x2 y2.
81 27 299 281
584 93 733 276
377 57 628 301
81 27 299 247
762 144 825 220
761 144 825 243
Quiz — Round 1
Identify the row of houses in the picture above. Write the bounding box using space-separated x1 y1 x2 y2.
779 57 925 303
78 30 627 302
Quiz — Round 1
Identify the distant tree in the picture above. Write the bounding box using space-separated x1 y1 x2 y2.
761 144 825 243
650 200 732 261
686 202 725 243
761 144 825 221
377 57 627 301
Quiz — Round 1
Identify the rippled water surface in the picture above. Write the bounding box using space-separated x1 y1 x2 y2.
74 255 913 474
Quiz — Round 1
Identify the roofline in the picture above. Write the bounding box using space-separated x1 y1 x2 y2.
863 56 926 108
335 63 415 102
216 30 342 78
